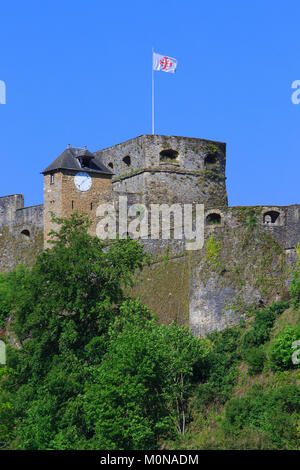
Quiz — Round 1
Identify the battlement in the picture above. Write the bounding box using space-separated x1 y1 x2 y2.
95 135 227 207
0 194 24 225
0 194 43 227
0 195 44 271
96 134 225 175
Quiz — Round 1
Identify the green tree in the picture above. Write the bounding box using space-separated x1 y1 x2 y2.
0 265 29 328
13 212 150 366
0 366 15 448
83 311 210 449
2 212 151 449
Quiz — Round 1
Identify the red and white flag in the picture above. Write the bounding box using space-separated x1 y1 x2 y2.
153 52 177 73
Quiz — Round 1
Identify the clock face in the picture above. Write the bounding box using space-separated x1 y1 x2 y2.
74 172 92 192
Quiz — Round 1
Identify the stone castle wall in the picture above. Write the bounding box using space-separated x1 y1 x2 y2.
0 135 300 336
0 195 43 272
130 204 300 336
96 135 227 208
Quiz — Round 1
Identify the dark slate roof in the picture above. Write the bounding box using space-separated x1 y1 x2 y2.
41 147 112 175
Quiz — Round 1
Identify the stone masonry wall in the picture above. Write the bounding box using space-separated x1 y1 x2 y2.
1 136 300 338
130 204 300 336
44 171 112 245
96 134 228 209
0 195 43 271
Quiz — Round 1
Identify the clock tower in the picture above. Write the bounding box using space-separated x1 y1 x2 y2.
42 146 112 246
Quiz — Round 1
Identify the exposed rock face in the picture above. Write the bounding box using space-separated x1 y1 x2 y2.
189 223 291 336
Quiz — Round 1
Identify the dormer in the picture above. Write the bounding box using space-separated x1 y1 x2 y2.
75 147 95 169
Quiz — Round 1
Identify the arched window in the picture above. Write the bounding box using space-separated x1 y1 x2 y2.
159 149 178 161
206 213 221 226
263 211 280 224
123 155 131 167
204 154 218 166
21 229 30 239
108 162 114 169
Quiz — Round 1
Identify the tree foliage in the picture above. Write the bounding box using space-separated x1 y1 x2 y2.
0 213 299 450
269 325 300 371
0 212 210 450
289 243 300 307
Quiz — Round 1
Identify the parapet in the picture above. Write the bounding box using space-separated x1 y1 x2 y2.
0 196 44 272
95 134 226 178
95 135 228 208
0 194 24 225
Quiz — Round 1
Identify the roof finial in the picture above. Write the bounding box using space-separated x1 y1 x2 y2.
67 144 71 148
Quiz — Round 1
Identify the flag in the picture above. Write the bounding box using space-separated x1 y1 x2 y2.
153 52 177 73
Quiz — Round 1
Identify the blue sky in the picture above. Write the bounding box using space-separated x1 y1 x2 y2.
0 0 299 207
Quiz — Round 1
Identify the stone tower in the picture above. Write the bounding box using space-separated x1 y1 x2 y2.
42 146 112 245
95 134 228 208
42 135 228 248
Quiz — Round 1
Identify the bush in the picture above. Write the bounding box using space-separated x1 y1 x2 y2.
223 385 300 449
269 325 300 371
245 347 265 375
194 326 242 407
289 243 300 307
289 271 300 307
241 301 289 350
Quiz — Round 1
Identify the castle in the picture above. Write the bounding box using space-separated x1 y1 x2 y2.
1 134 299 335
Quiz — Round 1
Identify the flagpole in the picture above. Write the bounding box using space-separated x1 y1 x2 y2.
152 47 154 135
